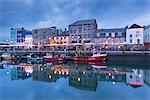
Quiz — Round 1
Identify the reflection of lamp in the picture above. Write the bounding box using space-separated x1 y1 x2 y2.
112 81 116 85
49 75 52 79
77 77 81 82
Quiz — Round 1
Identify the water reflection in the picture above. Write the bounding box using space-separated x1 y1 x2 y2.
11 64 33 80
0 60 150 92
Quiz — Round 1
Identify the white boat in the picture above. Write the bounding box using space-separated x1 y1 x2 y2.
1 53 11 60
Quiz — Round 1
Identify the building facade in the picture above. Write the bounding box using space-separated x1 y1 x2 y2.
68 19 97 50
32 27 57 49
10 27 32 48
144 25 150 50
126 24 144 50
53 31 69 50
10 28 17 44
94 28 126 50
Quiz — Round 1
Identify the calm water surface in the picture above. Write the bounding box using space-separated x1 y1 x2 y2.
0 60 150 100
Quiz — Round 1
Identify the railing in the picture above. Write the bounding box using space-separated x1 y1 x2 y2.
0 50 150 54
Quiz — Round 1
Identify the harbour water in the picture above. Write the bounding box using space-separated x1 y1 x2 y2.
0 58 150 100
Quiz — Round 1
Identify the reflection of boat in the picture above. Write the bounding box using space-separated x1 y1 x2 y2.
73 52 107 62
27 54 43 64
74 61 107 69
126 69 144 88
44 53 65 62
1 53 11 60
91 65 107 69
129 82 144 88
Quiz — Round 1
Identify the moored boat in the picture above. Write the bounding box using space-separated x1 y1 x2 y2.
44 53 65 62
1 53 11 60
73 52 107 62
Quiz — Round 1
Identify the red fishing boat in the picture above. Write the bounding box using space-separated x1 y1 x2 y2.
43 53 65 62
73 52 107 62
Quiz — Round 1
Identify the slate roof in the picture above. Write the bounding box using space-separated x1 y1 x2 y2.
55 31 69 37
69 19 97 26
94 28 125 33
93 28 126 38
129 24 143 29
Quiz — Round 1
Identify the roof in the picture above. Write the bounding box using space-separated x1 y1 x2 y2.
69 19 97 26
94 28 126 33
129 24 143 29
55 31 69 37
93 28 126 38
144 24 150 29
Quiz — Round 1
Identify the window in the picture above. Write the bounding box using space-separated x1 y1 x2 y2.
111 33 115 37
136 34 139 37
130 39 132 43
78 25 82 33
109 33 111 37
130 34 132 38
79 40 81 43
100 33 105 37
106 33 109 37
71 35 74 39
118 32 122 37
88 34 91 38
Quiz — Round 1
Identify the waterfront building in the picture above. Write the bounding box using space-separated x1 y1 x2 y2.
10 28 17 44
25 34 33 49
68 19 97 51
126 24 144 50
16 28 32 44
53 30 69 50
10 27 32 48
144 25 150 50
32 27 58 49
94 28 126 50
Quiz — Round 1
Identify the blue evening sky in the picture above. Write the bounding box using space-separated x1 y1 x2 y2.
0 0 150 41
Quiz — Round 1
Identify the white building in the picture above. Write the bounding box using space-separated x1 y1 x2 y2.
144 25 150 50
25 35 33 49
126 24 144 50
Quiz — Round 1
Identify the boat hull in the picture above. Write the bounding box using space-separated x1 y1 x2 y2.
44 58 65 62
73 55 107 62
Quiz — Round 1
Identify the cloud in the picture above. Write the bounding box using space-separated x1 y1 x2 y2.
127 12 150 26
0 0 150 41
24 0 34 5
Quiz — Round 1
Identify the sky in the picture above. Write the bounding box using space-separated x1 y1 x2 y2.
0 0 150 41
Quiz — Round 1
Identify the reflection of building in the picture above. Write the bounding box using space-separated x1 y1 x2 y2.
69 19 97 50
94 28 126 50
126 69 144 88
32 27 57 49
96 72 126 83
143 70 150 87
32 65 58 83
126 24 144 50
69 67 97 91
33 64 70 83
11 66 32 80
144 25 150 50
